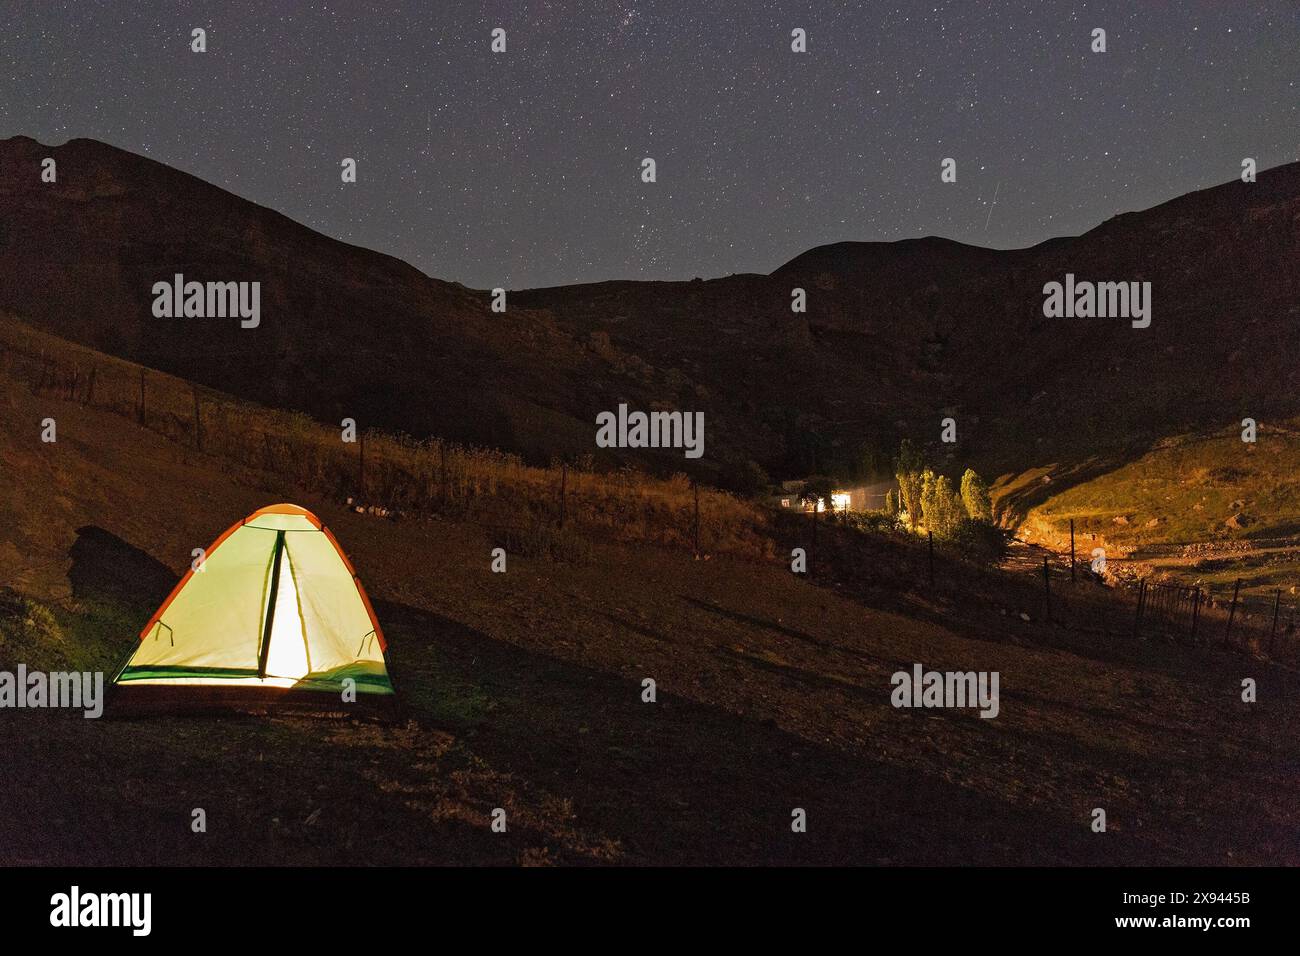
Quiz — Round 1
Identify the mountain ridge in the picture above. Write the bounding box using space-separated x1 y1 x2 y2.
12 133 1297 291
3 133 1298 491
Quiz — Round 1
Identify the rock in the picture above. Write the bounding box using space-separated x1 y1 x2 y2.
1113 515 1129 525
1225 512 1252 530
1019 612 1031 622
1145 518 1159 529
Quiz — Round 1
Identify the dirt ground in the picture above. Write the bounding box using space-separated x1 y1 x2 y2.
2 382 1298 865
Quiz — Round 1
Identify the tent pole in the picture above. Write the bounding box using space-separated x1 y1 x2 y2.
257 531 287 679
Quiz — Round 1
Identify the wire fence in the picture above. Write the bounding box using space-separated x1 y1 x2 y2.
5 318 1295 662
0 319 772 562
790 506 1299 665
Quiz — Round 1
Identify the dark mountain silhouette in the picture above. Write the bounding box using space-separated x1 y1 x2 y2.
517 172 1300 483
3 134 1298 487
0 136 617 463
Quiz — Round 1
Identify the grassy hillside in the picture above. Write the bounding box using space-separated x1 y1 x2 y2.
2 328 1299 865
1003 422 1300 608
0 313 770 574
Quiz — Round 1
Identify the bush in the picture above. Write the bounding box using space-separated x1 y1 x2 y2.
0 588 69 670
840 510 906 536
504 517 595 564
948 518 1009 565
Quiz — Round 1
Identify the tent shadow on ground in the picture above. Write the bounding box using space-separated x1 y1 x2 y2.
68 525 176 609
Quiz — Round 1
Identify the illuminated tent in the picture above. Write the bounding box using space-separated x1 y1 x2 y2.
113 504 393 705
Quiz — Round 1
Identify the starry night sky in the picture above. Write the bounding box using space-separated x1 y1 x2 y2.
1 1 1296 289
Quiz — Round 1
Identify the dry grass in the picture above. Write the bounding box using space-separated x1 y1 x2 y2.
0 315 771 559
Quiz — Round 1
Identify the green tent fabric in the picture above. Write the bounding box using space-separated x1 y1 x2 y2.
114 504 393 697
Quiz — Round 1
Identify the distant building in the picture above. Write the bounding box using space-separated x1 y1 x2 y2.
771 479 897 513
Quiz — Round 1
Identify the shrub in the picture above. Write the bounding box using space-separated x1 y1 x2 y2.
503 517 595 564
949 518 1010 565
840 510 906 536
0 588 68 670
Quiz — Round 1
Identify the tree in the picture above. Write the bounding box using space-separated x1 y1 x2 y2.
720 456 770 498
894 440 925 531
884 489 898 516
960 468 992 522
855 438 893 482
921 474 963 538
800 475 835 510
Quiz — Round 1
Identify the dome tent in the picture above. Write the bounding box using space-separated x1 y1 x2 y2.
112 504 393 710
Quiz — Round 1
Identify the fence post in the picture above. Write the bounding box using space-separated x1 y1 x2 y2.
358 431 366 499
1270 588 1281 655
1069 519 1076 582
1190 586 1200 644
810 502 818 578
1043 556 1051 622
1133 580 1146 639
1224 578 1241 648
927 530 935 587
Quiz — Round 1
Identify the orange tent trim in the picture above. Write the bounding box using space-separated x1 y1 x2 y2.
138 504 387 651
